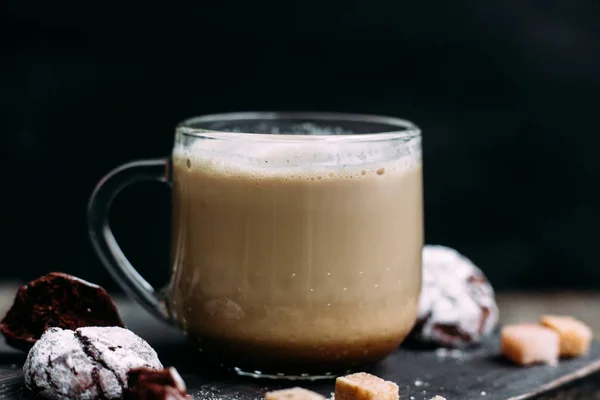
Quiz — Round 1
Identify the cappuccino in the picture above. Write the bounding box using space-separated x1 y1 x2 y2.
168 138 423 370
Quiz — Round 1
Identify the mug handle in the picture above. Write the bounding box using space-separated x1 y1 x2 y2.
87 158 171 323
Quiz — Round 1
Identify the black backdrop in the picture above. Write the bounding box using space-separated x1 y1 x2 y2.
1 1 600 291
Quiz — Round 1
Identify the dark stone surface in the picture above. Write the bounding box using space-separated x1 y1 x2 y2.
0 299 599 399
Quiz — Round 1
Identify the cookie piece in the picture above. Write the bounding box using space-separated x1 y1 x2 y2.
335 372 399 400
124 367 190 400
24 326 162 400
540 315 593 357
265 387 326 400
0 272 124 351
411 245 499 347
501 324 560 365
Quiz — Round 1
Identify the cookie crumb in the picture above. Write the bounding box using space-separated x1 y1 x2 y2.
124 367 190 400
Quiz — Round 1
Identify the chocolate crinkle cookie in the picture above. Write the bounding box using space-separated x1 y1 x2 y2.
124 367 190 400
24 326 163 400
410 245 499 348
0 272 124 351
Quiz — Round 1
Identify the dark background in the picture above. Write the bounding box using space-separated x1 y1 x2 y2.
1 1 599 291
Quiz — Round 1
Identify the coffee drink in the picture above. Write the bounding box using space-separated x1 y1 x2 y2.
167 137 423 371
88 113 424 376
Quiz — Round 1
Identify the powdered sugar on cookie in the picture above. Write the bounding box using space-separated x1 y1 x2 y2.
412 245 498 347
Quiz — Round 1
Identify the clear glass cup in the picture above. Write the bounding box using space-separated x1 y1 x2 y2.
88 112 423 379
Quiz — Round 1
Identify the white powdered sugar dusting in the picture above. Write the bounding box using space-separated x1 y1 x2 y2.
23 326 162 400
435 347 469 363
415 245 499 346
75 326 162 387
24 327 105 400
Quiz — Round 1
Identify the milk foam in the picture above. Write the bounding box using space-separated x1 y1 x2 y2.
173 136 421 180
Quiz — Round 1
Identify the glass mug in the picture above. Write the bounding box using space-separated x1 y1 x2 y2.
88 112 423 379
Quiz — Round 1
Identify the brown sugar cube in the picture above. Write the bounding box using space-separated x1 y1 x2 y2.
265 387 326 400
335 372 399 400
540 315 593 357
501 324 560 365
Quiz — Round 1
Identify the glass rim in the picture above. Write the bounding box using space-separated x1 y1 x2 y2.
175 111 421 142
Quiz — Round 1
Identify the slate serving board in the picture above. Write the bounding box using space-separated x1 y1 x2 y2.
0 298 599 400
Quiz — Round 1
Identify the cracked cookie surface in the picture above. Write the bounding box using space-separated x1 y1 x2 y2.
24 326 162 400
410 245 498 348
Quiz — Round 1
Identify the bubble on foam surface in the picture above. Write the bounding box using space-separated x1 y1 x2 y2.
205 121 356 135
173 135 420 180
